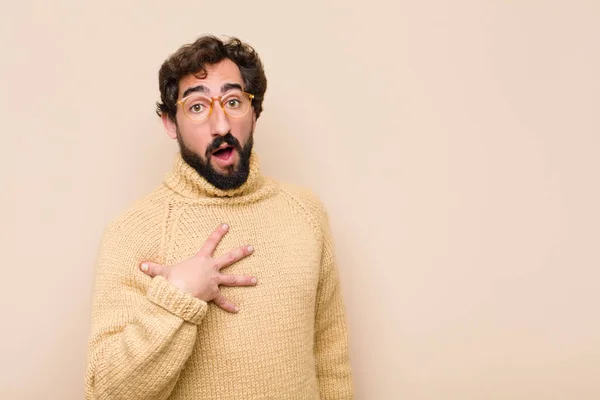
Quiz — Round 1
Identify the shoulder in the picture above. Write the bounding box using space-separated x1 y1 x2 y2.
92 187 174 287
100 186 173 255
277 181 330 232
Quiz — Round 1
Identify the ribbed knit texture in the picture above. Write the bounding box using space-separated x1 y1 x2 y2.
85 151 353 399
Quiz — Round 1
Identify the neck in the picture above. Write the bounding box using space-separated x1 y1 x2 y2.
163 151 275 202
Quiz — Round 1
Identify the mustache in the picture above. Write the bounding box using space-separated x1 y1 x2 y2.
205 133 242 157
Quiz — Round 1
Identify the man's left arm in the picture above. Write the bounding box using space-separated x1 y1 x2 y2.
314 210 354 399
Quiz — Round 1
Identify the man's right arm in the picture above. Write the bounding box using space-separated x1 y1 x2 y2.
85 219 256 400
85 222 207 400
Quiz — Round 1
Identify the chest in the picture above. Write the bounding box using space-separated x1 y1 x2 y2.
162 201 324 311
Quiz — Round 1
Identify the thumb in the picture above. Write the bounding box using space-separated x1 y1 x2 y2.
140 261 167 278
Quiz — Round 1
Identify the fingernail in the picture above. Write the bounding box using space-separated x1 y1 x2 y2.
251 277 257 284
234 306 240 312
141 263 148 272
222 224 229 230
247 246 254 253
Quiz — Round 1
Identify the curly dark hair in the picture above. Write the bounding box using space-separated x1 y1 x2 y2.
156 35 267 123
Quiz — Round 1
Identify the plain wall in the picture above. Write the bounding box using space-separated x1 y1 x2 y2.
2 1 599 399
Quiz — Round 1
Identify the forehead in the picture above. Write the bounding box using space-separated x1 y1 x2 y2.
178 59 244 96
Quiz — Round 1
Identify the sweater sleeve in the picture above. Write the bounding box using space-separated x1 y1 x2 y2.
314 209 354 399
85 219 207 400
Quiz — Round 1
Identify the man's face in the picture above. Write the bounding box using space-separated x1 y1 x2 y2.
162 59 256 190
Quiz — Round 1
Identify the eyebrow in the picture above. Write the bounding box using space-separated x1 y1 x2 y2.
181 82 244 99
221 83 243 93
181 84 207 99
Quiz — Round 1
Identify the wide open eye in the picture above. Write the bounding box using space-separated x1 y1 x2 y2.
225 98 242 109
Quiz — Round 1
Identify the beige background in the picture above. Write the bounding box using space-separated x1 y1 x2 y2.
2 1 599 399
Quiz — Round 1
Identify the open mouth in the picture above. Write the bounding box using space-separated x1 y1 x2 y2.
212 145 235 160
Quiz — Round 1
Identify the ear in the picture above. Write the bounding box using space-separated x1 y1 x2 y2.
161 113 178 140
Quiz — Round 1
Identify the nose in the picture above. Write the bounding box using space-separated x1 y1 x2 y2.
209 101 231 137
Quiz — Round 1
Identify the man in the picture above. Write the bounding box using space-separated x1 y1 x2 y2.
85 35 353 399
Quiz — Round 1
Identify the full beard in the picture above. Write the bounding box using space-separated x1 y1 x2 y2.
176 129 254 191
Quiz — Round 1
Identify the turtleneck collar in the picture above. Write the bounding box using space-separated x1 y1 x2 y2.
163 151 277 203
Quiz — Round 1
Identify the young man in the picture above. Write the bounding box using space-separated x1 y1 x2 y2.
85 35 353 399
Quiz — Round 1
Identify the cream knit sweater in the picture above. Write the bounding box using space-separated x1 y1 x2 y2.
85 151 353 399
